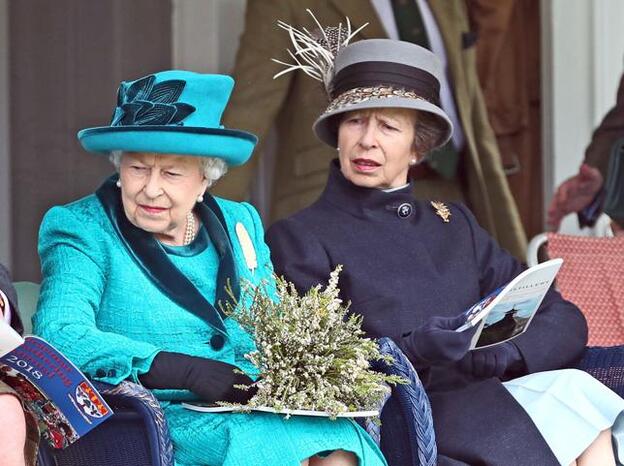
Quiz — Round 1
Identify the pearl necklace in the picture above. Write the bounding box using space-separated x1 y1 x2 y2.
183 211 196 246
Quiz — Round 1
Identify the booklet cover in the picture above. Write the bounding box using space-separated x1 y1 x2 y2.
182 402 378 418
0 320 113 449
456 259 563 349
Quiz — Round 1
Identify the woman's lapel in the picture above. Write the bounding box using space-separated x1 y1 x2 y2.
96 176 231 337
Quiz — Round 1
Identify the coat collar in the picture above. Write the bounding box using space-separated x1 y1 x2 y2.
327 0 388 39
96 175 239 337
319 159 419 221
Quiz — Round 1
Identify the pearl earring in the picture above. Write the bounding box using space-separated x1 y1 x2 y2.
409 159 418 166
197 194 204 203
116 180 121 188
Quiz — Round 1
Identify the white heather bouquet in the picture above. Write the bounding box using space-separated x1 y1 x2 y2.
221 265 406 418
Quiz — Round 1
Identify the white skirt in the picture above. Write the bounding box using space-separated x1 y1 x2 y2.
504 368 624 466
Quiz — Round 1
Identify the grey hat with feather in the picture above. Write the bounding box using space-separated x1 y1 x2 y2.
273 11 453 151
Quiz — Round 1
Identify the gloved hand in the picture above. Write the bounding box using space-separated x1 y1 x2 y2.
399 315 476 368
457 342 524 379
139 352 256 403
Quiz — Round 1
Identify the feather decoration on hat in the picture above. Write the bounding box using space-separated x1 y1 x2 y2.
272 9 368 96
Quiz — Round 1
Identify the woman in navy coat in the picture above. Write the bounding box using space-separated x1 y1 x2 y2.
266 38 624 466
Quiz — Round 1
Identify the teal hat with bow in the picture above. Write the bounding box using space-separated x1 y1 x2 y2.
78 70 256 166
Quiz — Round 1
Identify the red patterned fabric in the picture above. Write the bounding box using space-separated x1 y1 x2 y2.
547 233 624 346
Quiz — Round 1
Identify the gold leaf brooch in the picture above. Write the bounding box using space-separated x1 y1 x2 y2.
430 201 451 223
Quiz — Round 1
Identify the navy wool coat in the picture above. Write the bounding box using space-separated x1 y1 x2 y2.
266 161 588 466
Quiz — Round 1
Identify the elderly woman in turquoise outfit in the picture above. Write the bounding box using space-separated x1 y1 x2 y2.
33 71 387 466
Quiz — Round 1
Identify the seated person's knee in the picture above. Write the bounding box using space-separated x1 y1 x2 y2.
0 393 26 430
310 450 358 466
0 393 27 464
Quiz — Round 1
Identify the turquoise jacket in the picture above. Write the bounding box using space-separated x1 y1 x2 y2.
33 178 387 466
34 181 272 400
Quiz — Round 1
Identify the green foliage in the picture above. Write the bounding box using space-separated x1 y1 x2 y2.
221 265 406 418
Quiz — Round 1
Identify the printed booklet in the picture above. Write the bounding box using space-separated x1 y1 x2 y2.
456 258 563 349
0 320 112 449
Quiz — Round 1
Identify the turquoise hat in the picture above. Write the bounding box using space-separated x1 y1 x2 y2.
78 70 256 166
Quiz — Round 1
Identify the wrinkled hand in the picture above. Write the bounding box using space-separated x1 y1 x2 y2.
547 163 604 229
400 315 476 368
140 352 257 403
457 342 522 379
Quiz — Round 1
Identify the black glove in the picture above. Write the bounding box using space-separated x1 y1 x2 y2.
139 352 256 403
457 342 525 379
399 315 476 368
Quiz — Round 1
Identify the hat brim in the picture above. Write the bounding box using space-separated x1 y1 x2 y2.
77 126 258 166
313 96 453 151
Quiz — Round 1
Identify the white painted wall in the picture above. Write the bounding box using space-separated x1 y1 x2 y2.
0 0 11 266
541 0 624 234
172 0 247 73
171 0 274 220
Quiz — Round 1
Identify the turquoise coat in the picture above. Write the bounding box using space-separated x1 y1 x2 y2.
33 178 386 466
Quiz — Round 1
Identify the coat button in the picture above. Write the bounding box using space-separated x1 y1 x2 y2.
397 203 412 218
95 369 106 378
209 334 225 351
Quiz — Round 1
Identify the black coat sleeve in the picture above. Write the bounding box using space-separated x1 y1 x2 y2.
265 218 333 294
457 204 588 374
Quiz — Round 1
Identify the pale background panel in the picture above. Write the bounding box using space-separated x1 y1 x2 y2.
172 0 247 73
0 0 10 266
172 0 274 218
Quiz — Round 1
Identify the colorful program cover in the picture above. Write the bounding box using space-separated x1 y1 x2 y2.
456 259 563 349
0 322 112 449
